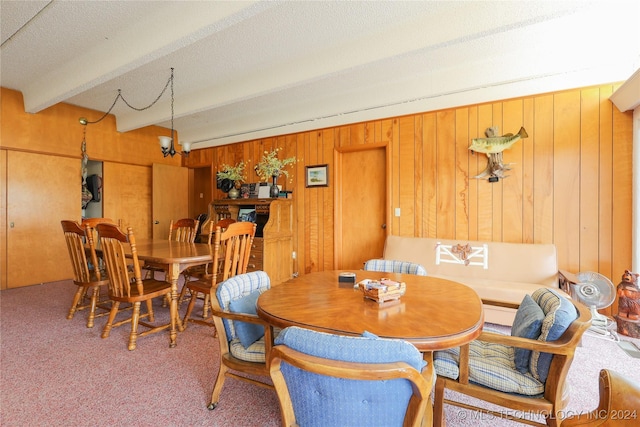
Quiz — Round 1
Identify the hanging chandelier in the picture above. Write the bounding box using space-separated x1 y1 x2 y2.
79 68 189 157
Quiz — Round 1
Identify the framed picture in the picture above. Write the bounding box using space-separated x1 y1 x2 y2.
237 208 256 223
306 164 329 187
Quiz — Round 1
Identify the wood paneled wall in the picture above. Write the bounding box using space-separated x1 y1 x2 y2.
0 88 180 288
1 85 632 313
186 84 633 315
1 88 182 167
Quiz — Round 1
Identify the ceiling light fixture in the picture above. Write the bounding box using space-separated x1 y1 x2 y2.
78 67 189 157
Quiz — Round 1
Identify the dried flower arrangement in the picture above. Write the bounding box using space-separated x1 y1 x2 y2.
216 161 246 183
254 148 297 182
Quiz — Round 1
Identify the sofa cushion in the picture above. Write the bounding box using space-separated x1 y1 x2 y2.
529 288 578 382
511 295 545 373
228 290 264 348
434 276 566 304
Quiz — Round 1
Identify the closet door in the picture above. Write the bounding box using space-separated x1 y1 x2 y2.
6 151 78 287
1 150 7 289
102 162 152 238
152 163 188 239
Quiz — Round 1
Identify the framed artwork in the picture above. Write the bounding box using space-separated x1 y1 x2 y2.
306 164 329 187
237 208 256 222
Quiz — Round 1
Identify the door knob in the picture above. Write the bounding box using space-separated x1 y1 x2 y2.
381 223 387 229
154 221 160 225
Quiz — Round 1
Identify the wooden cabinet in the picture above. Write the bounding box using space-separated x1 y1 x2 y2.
203 198 293 285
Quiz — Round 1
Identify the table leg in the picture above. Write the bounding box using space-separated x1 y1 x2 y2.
167 263 181 348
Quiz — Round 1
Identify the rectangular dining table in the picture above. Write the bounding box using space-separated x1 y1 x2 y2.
95 239 213 348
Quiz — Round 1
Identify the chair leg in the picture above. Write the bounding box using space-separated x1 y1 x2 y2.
146 299 155 322
101 301 120 339
128 302 141 351
208 362 229 410
433 377 446 427
178 283 190 305
67 286 85 319
86 286 100 328
202 293 210 318
180 289 199 331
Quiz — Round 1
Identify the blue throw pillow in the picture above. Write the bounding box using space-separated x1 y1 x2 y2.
529 289 578 382
511 294 545 373
228 290 264 348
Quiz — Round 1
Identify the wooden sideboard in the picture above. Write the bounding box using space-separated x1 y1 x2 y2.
202 198 293 286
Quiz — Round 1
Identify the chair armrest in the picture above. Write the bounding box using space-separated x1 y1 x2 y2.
477 329 583 356
481 299 520 310
558 269 579 295
271 345 433 395
209 307 272 327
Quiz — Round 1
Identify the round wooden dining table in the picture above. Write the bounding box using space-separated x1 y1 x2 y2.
257 270 484 352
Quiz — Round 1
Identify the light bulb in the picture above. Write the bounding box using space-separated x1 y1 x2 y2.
158 136 172 149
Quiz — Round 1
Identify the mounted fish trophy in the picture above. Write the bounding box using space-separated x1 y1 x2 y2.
469 126 528 182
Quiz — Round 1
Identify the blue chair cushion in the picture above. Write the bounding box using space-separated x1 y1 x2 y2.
529 288 578 382
511 294 545 373
216 271 270 343
229 336 268 363
363 259 427 276
228 290 264 348
274 326 426 427
434 339 544 396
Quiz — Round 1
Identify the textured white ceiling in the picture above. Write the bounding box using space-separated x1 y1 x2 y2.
1 1 639 149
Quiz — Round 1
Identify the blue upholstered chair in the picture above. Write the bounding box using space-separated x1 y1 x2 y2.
433 288 592 427
270 326 434 427
207 270 275 410
363 259 427 276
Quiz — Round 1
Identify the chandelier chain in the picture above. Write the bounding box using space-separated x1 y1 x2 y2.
170 67 174 140
82 68 174 125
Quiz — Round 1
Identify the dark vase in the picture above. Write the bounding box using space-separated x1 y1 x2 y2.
270 175 280 198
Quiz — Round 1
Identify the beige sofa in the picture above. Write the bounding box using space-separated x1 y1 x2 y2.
383 235 568 326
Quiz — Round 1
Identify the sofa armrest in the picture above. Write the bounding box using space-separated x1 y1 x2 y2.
558 269 579 295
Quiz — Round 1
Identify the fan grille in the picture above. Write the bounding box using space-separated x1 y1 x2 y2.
574 271 615 309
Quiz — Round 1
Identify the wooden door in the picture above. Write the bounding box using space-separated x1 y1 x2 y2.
336 145 388 270
190 166 212 218
1 150 7 289
152 163 189 239
103 162 152 238
6 151 78 287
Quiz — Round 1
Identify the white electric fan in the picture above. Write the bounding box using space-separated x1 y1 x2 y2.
571 272 619 342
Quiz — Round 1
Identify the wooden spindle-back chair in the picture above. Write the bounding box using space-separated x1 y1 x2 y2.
168 218 200 242
180 218 237 306
181 221 256 330
145 217 199 280
96 223 173 351
61 220 111 328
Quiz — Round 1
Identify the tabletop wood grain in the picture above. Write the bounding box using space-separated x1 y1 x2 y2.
257 270 484 351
